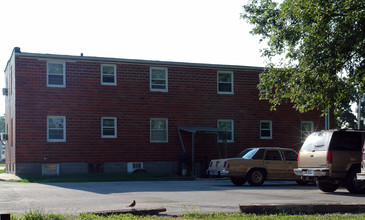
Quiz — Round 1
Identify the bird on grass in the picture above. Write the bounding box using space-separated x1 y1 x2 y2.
127 200 136 208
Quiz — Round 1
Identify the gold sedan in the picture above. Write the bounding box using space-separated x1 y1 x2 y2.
206 147 306 186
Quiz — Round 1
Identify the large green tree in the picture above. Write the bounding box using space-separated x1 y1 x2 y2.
242 0 365 113
0 115 4 133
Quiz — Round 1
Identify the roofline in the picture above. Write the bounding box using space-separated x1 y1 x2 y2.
13 49 264 71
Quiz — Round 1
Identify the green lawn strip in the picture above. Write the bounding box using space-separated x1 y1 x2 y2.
0 161 4 174
10 212 365 220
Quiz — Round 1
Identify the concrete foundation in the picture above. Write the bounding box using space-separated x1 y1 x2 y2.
14 161 179 176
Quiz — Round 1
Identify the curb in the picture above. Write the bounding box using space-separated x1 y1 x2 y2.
91 208 167 216
0 173 22 181
239 203 365 214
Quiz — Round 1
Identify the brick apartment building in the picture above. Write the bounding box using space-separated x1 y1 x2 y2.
2 47 331 176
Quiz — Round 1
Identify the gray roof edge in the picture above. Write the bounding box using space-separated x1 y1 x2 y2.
14 50 264 71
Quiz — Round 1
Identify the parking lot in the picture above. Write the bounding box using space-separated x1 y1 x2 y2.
0 179 364 216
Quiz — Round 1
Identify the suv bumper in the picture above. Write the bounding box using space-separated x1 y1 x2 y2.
357 173 365 180
294 168 329 177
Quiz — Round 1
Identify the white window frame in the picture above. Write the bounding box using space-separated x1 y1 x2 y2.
101 64 117 85
150 118 168 143
150 67 168 92
217 119 234 143
301 121 314 142
217 71 234 94
260 120 273 139
47 61 66 87
42 163 59 176
47 116 66 142
101 117 117 138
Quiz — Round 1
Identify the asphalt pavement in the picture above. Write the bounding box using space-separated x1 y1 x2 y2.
1 176 365 216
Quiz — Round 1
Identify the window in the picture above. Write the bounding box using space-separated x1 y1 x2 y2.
301 121 314 142
10 67 12 95
101 64 117 85
217 71 233 94
150 118 168 142
282 150 298 161
47 62 65 87
47 116 66 142
102 117 117 138
150 67 168 92
42 164 59 176
329 131 362 151
264 150 282 161
260 120 272 139
218 119 234 142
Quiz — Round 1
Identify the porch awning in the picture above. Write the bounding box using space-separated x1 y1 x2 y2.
177 126 230 176
177 126 231 135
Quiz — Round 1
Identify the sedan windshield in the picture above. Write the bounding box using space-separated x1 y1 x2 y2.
235 148 258 159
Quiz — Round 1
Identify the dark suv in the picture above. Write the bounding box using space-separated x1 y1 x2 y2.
294 129 365 194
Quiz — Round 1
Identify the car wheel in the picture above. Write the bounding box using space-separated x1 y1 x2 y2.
247 169 266 186
344 168 365 194
316 181 340 192
296 179 309 185
230 177 246 186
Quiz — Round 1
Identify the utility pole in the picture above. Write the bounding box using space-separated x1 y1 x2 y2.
358 94 365 129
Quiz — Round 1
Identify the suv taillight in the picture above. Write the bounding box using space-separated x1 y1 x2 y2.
326 150 332 163
297 152 300 164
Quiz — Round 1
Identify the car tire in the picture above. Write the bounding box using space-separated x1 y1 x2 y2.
344 168 365 194
316 181 340 192
230 177 246 186
247 169 266 186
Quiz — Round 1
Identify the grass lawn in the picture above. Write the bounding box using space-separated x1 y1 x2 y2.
10 211 365 220
0 161 4 174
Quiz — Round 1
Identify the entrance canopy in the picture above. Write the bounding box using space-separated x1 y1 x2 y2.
178 126 231 135
177 126 231 176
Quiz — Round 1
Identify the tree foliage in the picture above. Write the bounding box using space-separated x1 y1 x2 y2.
0 115 4 133
334 103 357 129
242 0 365 113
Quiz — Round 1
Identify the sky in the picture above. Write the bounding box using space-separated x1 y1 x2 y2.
0 0 267 116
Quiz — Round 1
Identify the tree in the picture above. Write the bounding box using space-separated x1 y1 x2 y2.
242 0 365 113
0 114 4 133
334 103 356 129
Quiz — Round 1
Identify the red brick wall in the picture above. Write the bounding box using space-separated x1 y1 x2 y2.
12 55 330 165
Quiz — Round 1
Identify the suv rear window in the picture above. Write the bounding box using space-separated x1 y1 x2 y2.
300 131 328 151
329 131 362 151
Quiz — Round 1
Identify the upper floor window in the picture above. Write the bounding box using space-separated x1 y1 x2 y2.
260 120 272 139
301 121 314 142
101 117 117 138
150 118 168 143
47 116 66 142
217 71 233 94
101 64 117 85
47 62 65 87
218 119 234 142
150 67 168 92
